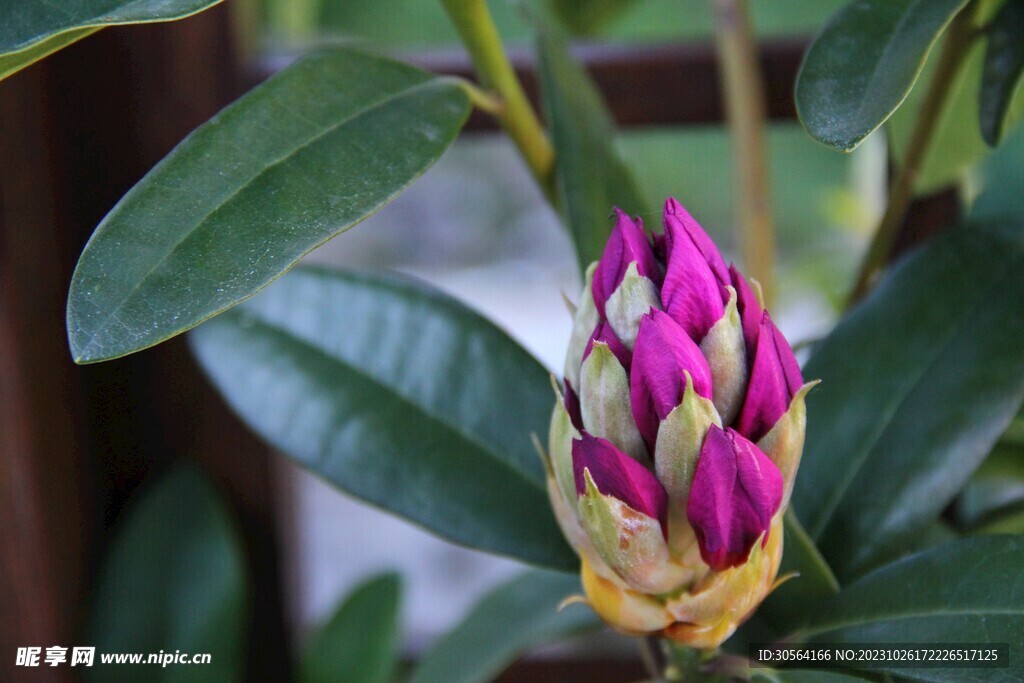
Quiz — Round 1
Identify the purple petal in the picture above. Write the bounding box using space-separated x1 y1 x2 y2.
772 320 804 396
630 310 713 448
661 201 727 341
563 379 583 430
735 313 794 442
729 264 762 357
592 209 660 318
573 432 669 535
663 198 730 284
686 426 783 571
583 321 633 370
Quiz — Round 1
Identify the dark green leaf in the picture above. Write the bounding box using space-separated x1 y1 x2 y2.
793 219 1024 582
0 0 220 80
408 569 600 683
798 536 1024 681
86 465 247 683
189 266 576 570
755 510 840 635
68 47 470 363
300 573 401 683
980 0 1024 145
956 441 1024 529
0 26 97 80
547 0 643 35
972 120 1024 221
537 29 649 271
796 0 968 151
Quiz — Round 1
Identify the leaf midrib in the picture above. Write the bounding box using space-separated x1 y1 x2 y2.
73 77 450 360
807 242 1021 540
849 0 941 135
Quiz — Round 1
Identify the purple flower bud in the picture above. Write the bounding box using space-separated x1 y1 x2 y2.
735 312 804 442
592 209 661 319
729 264 762 356
630 310 713 448
563 379 583 430
686 425 782 571
663 198 730 283
583 321 632 370
573 432 669 535
661 199 728 341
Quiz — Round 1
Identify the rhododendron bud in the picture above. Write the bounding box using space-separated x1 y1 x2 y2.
544 197 817 650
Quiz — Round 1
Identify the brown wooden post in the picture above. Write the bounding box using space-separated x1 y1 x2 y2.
0 5 291 680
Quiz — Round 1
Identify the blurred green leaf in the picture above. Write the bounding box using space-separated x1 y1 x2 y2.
796 0 968 151
547 0 643 35
67 47 470 364
300 573 401 683
974 507 1024 534
537 29 649 272
799 536 1024 680
0 26 98 80
972 121 1024 221
980 0 1024 145
408 569 600 683
755 510 840 635
0 0 221 80
956 441 1024 529
794 219 1024 583
87 465 247 683
190 266 576 570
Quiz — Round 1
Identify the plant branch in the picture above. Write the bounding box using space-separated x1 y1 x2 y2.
712 0 776 307
847 3 979 305
439 0 555 198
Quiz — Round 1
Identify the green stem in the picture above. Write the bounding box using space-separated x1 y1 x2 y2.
847 3 979 306
639 636 668 682
439 0 555 198
712 0 776 308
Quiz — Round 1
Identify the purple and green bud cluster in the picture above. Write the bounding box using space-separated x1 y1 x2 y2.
544 198 816 649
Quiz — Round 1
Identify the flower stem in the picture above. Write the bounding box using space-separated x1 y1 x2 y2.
847 2 979 305
439 0 555 198
712 0 776 308
638 636 668 682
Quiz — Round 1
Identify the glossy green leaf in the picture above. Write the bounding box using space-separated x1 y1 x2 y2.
980 0 1024 145
0 26 97 80
537 29 649 271
0 0 221 80
408 569 600 683
86 465 247 683
755 510 840 635
189 266 576 570
796 0 968 151
798 536 1024 680
793 219 1024 583
67 47 471 364
300 573 401 683
547 0 643 35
